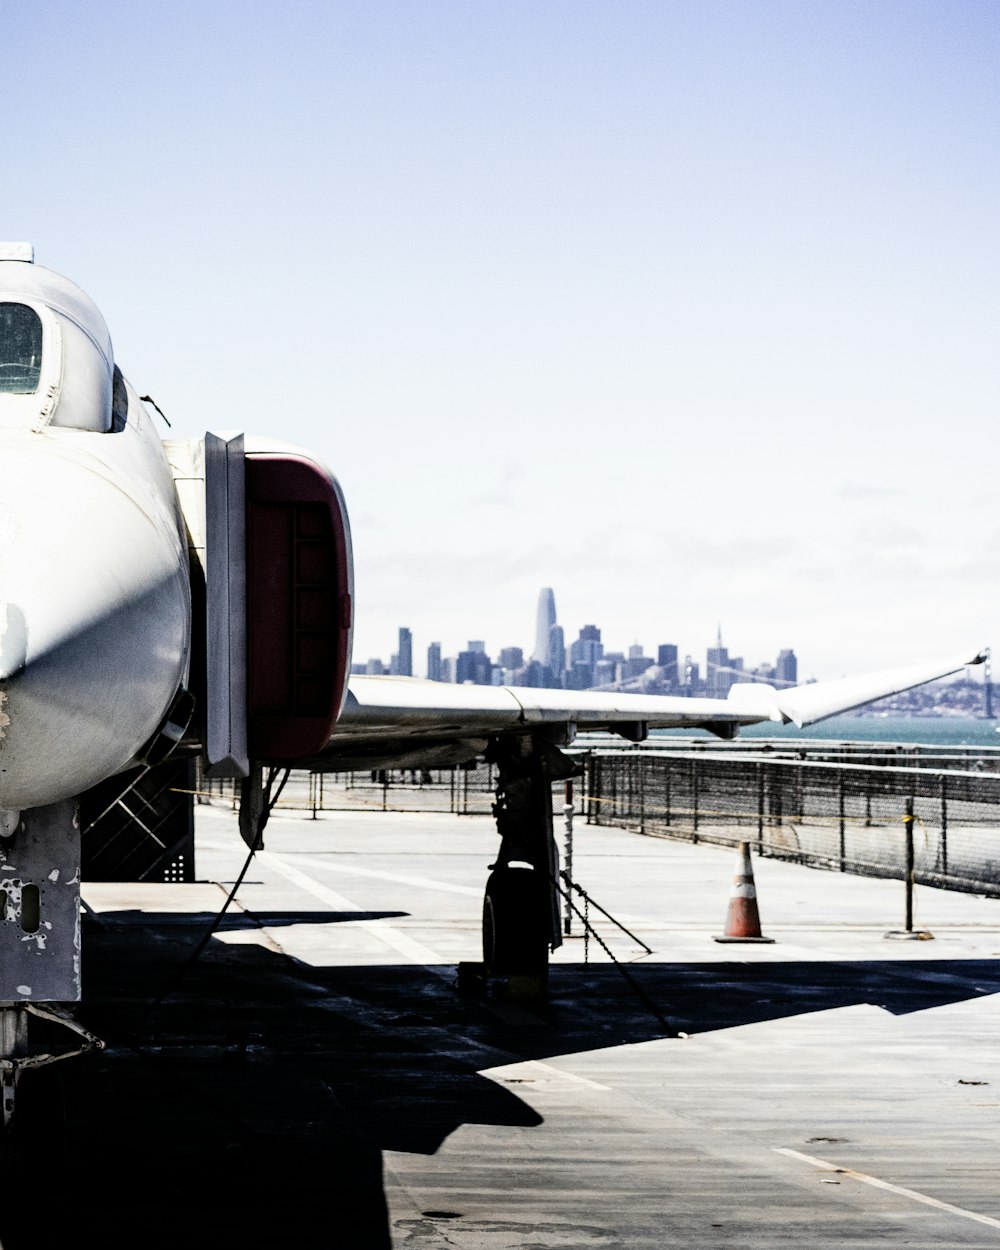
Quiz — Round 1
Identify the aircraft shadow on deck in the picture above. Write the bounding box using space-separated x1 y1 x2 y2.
5 909 999 1250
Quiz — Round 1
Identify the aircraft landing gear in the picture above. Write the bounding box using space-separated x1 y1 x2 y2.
481 734 579 994
482 863 549 975
0 800 104 1159
0 1002 103 1173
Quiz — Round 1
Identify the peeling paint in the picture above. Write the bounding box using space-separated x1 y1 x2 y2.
0 876 21 899
47 869 59 882
0 879 48 935
16 986 30 997
0 692 9 741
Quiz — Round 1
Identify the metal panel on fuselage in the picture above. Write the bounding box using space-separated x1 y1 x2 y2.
0 801 80 1001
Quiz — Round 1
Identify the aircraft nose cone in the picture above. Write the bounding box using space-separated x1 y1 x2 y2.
0 442 191 809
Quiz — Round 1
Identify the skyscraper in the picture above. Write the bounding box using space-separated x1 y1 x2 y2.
532 587 556 664
706 624 732 696
426 641 442 682
657 643 679 686
498 646 524 670
456 648 492 685
568 624 603 687
546 624 565 682
776 648 797 685
624 644 653 680
397 627 412 677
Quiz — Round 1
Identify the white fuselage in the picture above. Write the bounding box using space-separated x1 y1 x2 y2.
0 253 191 811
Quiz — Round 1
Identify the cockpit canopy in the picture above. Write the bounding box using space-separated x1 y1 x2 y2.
0 244 116 432
0 304 43 395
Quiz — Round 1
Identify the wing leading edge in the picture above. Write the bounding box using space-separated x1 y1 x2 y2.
312 646 987 770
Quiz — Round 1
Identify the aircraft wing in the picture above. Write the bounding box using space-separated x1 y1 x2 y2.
731 646 989 728
315 645 988 770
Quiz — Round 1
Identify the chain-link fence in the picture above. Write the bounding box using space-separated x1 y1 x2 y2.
583 750 1000 896
195 761 500 816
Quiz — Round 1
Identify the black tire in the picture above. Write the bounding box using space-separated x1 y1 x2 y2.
482 865 549 975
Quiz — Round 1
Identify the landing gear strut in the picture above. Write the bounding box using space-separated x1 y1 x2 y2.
482 734 579 990
0 800 104 1151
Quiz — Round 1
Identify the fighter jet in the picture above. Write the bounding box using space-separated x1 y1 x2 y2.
0 243 984 1135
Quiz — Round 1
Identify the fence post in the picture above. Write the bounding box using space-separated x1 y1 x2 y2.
940 774 948 879
589 756 597 824
665 758 671 827
691 759 699 843
798 763 805 821
584 757 592 824
756 761 764 853
563 779 574 935
904 797 915 933
638 757 645 834
838 770 846 872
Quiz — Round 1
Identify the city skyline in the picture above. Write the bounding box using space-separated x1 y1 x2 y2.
353 586 800 693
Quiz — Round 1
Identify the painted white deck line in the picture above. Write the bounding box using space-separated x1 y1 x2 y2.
256 848 449 967
198 832 482 896
285 856 483 897
775 1147 1000 1230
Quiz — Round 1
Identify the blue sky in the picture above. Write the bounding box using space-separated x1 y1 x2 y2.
5 1 997 679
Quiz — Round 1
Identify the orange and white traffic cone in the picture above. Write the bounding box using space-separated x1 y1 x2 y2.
714 841 775 943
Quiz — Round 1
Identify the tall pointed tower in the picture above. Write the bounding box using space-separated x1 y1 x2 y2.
532 588 557 664
706 623 729 697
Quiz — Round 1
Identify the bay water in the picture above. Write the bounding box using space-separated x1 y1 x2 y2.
655 715 1000 749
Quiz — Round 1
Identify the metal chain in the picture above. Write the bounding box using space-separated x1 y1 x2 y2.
553 872 674 1033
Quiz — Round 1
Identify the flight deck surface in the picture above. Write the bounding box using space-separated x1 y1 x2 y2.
23 801 1000 1248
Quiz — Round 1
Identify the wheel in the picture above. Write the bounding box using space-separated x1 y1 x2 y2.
482 864 550 975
